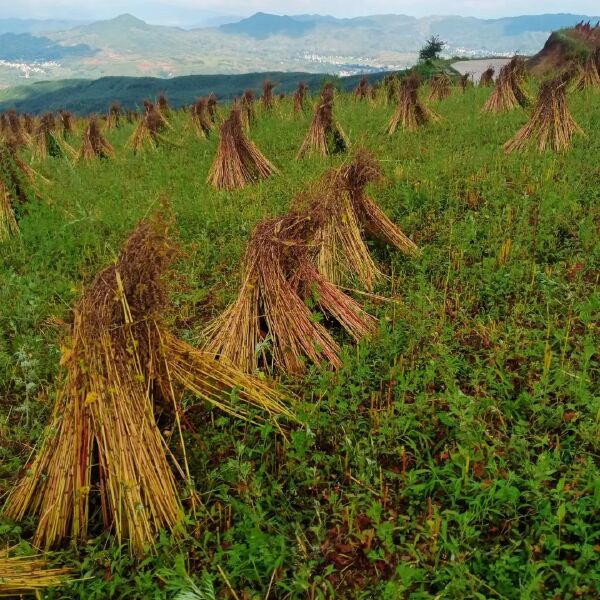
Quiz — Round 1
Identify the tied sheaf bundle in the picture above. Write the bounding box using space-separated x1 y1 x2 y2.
128 104 171 153
107 102 123 129
207 94 218 122
0 548 73 597
296 151 420 291
0 142 36 241
22 114 35 135
293 82 309 114
207 105 277 190
482 57 530 114
59 111 74 137
297 83 348 158
354 76 371 101
428 74 453 102
0 177 19 242
191 98 213 139
32 113 76 161
241 90 257 128
370 83 380 102
3 213 293 555
204 211 378 375
5 110 29 148
388 72 440 134
504 72 583 153
574 48 600 91
157 93 171 117
79 118 115 161
459 73 471 92
479 67 495 87
262 81 275 111
384 74 400 106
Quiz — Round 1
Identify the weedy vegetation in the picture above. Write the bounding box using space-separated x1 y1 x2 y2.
0 66 599 599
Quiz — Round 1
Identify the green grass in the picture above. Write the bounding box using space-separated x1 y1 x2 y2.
1 84 599 599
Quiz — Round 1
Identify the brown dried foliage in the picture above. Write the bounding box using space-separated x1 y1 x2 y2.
505 72 583 153
297 151 419 290
479 67 495 87
4 212 293 553
79 117 115 160
262 80 275 111
293 82 309 114
482 57 530 113
429 74 452 102
297 84 348 158
204 212 377 374
388 73 440 133
207 106 277 190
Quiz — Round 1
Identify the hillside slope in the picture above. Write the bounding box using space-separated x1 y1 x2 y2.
528 23 600 75
0 70 392 114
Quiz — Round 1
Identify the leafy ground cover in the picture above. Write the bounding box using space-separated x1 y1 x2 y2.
0 83 598 598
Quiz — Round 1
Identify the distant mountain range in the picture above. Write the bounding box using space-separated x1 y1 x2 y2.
0 33 95 61
0 12 598 88
0 18 88 35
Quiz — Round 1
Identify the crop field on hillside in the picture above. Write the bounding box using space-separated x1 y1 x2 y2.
0 73 599 599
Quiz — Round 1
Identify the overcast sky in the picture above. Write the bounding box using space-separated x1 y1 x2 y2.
1 1 599 24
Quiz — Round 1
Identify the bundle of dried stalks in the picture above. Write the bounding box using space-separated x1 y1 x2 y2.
384 74 400 105
207 94 218 122
482 57 530 113
354 76 371 101
479 67 495 87
0 141 38 240
297 84 348 158
107 101 123 129
387 72 440 134
32 113 76 161
59 110 74 137
241 90 256 128
0 141 36 204
297 151 419 290
293 82 309 114
207 106 277 190
191 97 213 138
574 49 600 90
22 114 35 135
504 72 582 153
459 73 471 92
78 117 115 161
370 84 380 102
6 110 29 147
0 547 73 597
204 212 376 374
3 212 293 554
128 106 170 153
262 80 275 111
0 178 18 241
157 93 171 117
429 74 452 102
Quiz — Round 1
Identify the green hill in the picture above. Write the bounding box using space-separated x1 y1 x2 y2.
528 26 600 74
0 70 396 114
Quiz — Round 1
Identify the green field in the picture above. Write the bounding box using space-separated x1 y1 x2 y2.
0 82 599 599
